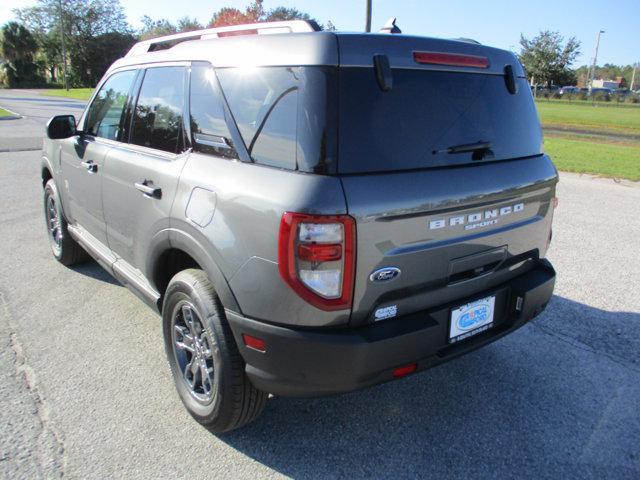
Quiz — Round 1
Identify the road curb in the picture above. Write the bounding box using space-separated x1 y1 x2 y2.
0 105 23 120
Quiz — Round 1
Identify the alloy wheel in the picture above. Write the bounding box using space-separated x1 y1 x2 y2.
46 195 62 248
172 302 215 403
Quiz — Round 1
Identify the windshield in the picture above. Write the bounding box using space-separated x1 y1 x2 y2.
337 68 542 174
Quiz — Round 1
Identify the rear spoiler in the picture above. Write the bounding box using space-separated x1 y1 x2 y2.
125 20 321 57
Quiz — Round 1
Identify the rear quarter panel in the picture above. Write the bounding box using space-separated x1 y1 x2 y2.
173 153 349 327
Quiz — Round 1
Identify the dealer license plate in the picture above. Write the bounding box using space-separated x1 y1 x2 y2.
449 295 496 344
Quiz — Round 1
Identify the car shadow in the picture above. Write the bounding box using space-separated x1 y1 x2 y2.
216 295 640 478
70 259 121 287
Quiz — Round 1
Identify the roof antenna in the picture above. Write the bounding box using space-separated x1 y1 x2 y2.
379 17 402 34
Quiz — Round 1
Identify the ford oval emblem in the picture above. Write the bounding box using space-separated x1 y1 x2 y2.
370 267 401 283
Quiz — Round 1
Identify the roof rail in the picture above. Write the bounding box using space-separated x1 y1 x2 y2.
125 20 320 58
453 38 482 45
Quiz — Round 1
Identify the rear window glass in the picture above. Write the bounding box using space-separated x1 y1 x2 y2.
131 66 186 154
338 68 542 173
217 67 298 170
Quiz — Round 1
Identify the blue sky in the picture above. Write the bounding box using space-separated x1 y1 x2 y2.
3 0 639 66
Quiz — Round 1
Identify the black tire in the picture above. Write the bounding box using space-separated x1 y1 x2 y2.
43 179 87 266
162 269 267 433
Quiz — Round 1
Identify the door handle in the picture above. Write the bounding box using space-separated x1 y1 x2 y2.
134 180 162 199
80 160 97 173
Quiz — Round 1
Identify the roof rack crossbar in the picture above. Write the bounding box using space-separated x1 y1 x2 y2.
125 20 320 57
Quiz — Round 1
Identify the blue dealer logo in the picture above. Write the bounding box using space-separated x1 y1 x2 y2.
457 303 491 331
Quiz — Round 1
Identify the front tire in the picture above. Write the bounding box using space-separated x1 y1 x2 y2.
162 269 267 433
43 179 87 266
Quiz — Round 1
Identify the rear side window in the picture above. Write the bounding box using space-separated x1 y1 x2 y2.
189 65 237 159
84 70 136 141
217 67 298 170
130 66 186 154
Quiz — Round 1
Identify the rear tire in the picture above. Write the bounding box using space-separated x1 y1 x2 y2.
43 179 87 266
162 269 267 433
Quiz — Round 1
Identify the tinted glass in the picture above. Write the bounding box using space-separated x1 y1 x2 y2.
338 68 542 173
84 70 136 141
217 67 298 169
131 67 186 153
190 65 237 159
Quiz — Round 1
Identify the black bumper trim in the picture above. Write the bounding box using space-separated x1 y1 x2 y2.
226 260 556 398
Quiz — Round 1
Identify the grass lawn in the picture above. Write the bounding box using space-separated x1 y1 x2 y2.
537 101 640 136
0 108 13 117
39 88 94 100
545 136 640 181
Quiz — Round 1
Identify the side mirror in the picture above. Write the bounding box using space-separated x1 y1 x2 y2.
46 115 77 139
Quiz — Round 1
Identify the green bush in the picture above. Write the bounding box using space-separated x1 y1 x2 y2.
591 91 611 102
564 92 587 101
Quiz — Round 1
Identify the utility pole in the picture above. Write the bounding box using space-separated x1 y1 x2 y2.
365 0 372 32
58 0 69 91
630 62 637 91
588 30 604 91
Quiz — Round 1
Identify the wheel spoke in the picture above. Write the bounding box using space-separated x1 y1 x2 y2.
183 361 195 387
200 365 212 395
181 305 197 333
200 335 212 359
175 334 195 353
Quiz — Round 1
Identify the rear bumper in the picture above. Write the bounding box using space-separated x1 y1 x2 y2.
227 260 555 398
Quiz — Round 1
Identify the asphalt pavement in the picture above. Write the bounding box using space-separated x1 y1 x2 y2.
0 90 639 479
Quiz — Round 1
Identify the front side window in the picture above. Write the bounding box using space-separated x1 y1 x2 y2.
84 69 136 141
190 65 237 159
217 67 298 169
130 66 186 154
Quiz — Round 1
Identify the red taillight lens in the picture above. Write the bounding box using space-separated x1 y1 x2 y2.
242 334 266 352
278 212 356 311
393 363 418 378
413 51 490 68
297 243 342 262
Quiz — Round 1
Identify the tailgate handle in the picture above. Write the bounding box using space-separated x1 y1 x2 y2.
449 246 507 284
504 64 518 94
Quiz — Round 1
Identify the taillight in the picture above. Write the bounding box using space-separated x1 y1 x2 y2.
278 213 356 311
413 51 490 68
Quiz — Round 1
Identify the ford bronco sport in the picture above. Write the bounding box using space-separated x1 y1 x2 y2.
41 20 557 432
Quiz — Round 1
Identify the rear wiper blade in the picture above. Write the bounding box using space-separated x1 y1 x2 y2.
434 141 492 155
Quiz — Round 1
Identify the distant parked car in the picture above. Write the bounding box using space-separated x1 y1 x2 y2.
612 88 631 97
530 84 559 96
559 86 580 95
589 88 613 99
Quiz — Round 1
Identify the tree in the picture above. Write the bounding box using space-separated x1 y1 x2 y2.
266 7 313 22
139 15 177 40
208 0 321 28
519 31 581 86
0 22 41 86
325 20 337 32
15 0 132 86
177 17 203 33
79 32 136 85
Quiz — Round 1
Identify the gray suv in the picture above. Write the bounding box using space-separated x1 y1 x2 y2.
41 20 557 432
